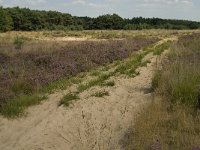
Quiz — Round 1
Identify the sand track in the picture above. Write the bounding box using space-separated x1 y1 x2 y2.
0 38 175 150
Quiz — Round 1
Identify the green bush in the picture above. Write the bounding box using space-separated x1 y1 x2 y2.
14 36 24 49
60 93 79 106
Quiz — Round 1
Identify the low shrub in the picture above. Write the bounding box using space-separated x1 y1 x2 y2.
14 36 24 49
60 93 79 106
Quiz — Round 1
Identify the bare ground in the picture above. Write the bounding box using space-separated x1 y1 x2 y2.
0 38 175 150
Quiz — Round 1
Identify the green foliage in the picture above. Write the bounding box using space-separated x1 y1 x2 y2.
77 73 112 93
41 77 71 94
13 36 24 49
60 93 79 106
153 41 172 55
124 23 152 30
0 94 47 118
101 80 115 87
0 6 200 31
41 76 83 94
0 7 13 32
114 54 144 76
91 90 109 97
94 14 125 29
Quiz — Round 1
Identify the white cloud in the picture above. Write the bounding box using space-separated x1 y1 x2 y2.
66 0 107 8
11 0 47 6
143 0 192 4
24 0 47 5
72 0 86 5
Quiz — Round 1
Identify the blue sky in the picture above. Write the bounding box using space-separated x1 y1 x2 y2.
0 0 199 21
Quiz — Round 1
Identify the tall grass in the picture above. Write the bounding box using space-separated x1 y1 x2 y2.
127 33 200 149
126 100 200 150
151 69 162 91
156 34 200 106
159 61 200 105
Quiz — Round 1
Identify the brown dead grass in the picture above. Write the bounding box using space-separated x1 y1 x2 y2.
126 99 200 150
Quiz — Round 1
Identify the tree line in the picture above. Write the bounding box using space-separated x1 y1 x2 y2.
0 6 200 32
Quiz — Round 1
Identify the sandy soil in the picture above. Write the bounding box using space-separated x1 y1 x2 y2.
38 37 89 42
0 38 174 150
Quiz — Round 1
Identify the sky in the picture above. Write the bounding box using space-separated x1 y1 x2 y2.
0 0 200 21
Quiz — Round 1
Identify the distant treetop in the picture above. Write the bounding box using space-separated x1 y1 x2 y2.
0 6 200 32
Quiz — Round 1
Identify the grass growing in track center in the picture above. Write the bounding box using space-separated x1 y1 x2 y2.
77 72 114 93
60 39 173 107
59 93 79 107
153 40 172 55
100 80 115 87
91 90 109 98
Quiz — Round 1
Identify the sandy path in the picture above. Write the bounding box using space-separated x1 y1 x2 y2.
0 38 173 150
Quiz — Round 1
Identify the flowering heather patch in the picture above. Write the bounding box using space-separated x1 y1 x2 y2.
178 33 200 42
0 38 157 106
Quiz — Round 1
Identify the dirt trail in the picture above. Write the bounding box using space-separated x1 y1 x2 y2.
0 37 176 150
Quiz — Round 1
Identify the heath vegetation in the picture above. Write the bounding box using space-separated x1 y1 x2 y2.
0 31 158 117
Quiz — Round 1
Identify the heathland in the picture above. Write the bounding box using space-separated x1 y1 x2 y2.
0 30 200 150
